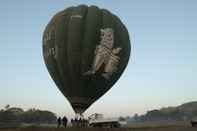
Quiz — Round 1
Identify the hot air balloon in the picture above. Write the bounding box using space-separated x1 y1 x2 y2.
42 5 130 115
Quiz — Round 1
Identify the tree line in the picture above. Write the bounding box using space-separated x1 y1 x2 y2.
0 105 57 124
133 102 197 122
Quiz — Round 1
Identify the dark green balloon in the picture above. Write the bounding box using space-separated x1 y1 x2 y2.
43 5 130 114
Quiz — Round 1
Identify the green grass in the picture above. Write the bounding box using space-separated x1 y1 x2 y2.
0 121 196 131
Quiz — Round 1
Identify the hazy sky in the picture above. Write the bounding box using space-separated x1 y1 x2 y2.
0 0 197 118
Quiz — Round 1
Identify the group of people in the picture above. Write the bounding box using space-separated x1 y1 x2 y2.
70 118 89 127
57 116 68 128
57 116 88 128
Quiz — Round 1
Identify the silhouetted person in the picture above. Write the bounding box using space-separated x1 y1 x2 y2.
71 118 74 127
57 117 61 128
73 117 80 127
62 116 68 128
79 118 82 127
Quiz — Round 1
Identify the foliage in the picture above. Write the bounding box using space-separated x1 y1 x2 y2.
0 105 57 124
137 101 197 122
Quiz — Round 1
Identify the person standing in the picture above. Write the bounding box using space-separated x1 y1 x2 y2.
62 116 68 128
57 117 61 128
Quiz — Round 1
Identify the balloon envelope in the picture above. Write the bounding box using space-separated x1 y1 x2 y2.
43 5 131 114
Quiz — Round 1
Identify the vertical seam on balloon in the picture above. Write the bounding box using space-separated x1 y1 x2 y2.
66 7 75 96
78 6 88 98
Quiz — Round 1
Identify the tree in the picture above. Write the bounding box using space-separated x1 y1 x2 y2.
5 104 10 110
134 113 139 121
21 109 57 123
0 106 57 124
119 116 126 121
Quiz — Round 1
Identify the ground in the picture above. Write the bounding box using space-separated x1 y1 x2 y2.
0 121 196 131
0 126 197 131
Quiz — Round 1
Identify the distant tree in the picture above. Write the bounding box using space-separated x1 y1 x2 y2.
0 110 16 121
0 107 24 122
119 116 126 121
7 107 24 113
126 116 130 120
5 104 10 110
21 109 57 123
134 113 139 121
0 106 56 124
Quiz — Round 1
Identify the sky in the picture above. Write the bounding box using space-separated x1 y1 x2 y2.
0 0 197 118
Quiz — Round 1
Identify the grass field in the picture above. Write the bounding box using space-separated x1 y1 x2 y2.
0 124 197 131
0 126 197 131
127 121 191 128
0 121 196 131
